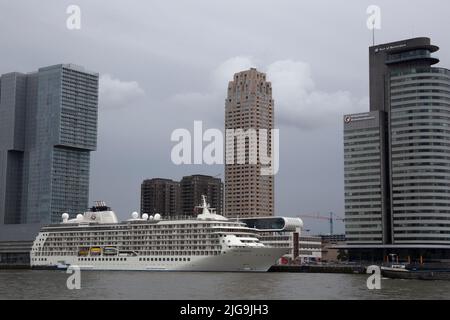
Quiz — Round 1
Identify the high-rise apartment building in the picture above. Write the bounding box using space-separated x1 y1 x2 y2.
225 68 274 217
344 37 450 260
0 64 98 225
140 175 223 217
180 174 223 216
140 178 181 217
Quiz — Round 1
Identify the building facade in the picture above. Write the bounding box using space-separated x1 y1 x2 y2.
180 175 223 216
0 64 98 225
344 37 450 261
234 217 322 263
320 234 346 263
140 175 223 217
344 111 389 244
225 68 274 217
140 178 181 217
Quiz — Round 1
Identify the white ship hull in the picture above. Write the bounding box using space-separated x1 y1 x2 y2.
32 247 287 272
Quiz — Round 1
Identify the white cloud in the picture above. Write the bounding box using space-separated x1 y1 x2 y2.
167 56 257 118
266 60 368 129
99 74 145 109
212 56 257 91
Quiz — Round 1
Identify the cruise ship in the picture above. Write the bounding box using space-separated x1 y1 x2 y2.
30 197 288 272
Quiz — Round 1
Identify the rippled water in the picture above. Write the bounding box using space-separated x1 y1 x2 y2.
0 270 449 300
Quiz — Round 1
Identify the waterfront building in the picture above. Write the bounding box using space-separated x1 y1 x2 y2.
0 64 98 225
233 216 322 263
140 175 223 217
140 178 181 217
320 234 346 242
320 234 347 263
0 64 98 266
180 174 223 216
343 37 450 261
224 68 274 217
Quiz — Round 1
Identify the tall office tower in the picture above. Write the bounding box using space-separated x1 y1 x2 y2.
141 178 181 217
180 174 223 216
0 64 98 225
0 72 28 224
344 37 450 260
225 68 274 217
344 112 389 245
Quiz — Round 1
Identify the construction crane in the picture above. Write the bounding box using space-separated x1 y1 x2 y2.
297 212 344 235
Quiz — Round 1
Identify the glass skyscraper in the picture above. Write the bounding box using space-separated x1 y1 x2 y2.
343 38 450 260
0 64 98 225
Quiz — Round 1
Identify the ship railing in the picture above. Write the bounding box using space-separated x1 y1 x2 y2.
154 215 201 221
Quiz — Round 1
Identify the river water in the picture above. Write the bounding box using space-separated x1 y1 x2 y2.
0 270 449 299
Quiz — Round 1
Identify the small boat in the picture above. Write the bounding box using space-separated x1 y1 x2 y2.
56 262 69 270
381 264 450 280
103 247 118 256
381 264 409 273
78 247 89 256
90 247 102 256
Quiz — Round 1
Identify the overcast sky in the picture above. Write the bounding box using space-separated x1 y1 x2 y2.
1 0 449 234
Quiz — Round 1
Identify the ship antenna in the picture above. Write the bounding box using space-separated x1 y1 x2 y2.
198 195 211 215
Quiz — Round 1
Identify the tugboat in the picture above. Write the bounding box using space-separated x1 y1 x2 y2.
381 254 450 281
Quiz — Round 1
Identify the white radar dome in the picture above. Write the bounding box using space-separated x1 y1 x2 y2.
149 215 154 220
298 218 304 229
131 211 139 219
61 213 69 221
154 213 161 220
76 214 83 221
142 213 149 220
